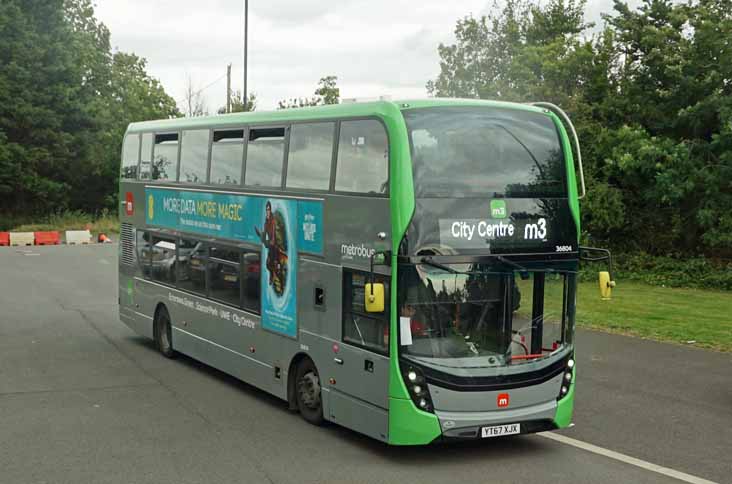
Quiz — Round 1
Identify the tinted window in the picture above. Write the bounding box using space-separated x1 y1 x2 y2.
152 133 178 181
209 246 241 307
245 127 285 187
342 271 390 354
211 130 244 185
121 134 140 180
150 236 177 284
138 133 153 180
242 251 261 313
179 130 210 183
335 120 388 194
404 107 565 198
286 123 334 190
177 238 207 296
136 231 151 277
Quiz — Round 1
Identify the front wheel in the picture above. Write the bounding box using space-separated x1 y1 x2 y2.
295 359 324 425
154 306 176 359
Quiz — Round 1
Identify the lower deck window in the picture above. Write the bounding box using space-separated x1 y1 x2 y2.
177 238 207 296
342 270 390 354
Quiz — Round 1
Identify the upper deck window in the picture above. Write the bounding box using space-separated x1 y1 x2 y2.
245 127 285 188
286 122 334 190
121 134 140 180
335 120 388 194
210 129 244 185
152 133 179 181
138 133 153 180
179 130 209 183
404 107 566 198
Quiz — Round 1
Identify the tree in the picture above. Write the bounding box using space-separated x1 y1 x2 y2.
315 75 340 105
0 0 180 219
183 75 209 117
278 75 340 109
217 90 257 114
429 0 732 256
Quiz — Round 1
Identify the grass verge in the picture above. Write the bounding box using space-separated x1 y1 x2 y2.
6 210 119 237
576 281 731 352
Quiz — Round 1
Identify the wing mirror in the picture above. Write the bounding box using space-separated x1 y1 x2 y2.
365 251 389 313
580 247 617 300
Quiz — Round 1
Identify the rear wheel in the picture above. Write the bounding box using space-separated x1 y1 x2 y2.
154 306 175 358
295 358 324 425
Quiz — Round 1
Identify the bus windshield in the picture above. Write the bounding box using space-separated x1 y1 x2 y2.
397 262 571 368
403 107 566 198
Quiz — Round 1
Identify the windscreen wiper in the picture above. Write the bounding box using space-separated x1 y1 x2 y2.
496 256 528 273
419 258 457 273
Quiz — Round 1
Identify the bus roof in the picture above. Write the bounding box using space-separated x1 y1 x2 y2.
125 98 549 134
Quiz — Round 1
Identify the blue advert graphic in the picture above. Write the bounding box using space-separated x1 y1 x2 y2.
297 200 323 255
257 199 298 338
145 187 324 338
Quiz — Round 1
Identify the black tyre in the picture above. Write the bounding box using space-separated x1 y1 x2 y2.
154 306 176 359
295 358 324 425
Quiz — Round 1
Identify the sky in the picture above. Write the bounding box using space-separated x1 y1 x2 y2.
94 0 628 113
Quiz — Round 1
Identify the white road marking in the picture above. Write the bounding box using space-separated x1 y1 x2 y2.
538 431 719 484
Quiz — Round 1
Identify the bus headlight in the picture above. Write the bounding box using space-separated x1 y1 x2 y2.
401 363 434 413
558 356 575 399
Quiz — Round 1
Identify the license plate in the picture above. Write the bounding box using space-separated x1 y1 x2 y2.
481 423 521 438
224 275 237 282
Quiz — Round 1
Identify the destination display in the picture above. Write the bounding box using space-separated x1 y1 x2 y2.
408 197 577 255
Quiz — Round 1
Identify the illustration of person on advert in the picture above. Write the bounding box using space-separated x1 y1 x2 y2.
255 201 289 295
255 199 297 337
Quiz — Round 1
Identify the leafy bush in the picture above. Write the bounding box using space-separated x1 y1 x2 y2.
580 252 732 291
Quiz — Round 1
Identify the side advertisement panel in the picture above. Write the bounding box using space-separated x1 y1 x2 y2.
145 187 323 338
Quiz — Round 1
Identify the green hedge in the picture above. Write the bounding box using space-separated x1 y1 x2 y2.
580 253 732 291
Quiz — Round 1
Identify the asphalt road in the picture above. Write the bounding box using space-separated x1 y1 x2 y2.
1 244 730 484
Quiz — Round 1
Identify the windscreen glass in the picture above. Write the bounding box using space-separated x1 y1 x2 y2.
404 107 566 198
398 262 571 368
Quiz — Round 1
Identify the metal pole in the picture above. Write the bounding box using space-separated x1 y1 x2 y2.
226 63 232 113
243 0 248 111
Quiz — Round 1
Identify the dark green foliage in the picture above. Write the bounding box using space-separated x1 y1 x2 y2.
0 0 178 221
430 0 732 259
580 253 732 290
278 76 340 109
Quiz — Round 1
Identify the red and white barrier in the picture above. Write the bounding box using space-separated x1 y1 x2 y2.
10 232 34 246
34 231 60 245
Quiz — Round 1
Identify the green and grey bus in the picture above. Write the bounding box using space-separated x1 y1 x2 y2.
118 98 593 445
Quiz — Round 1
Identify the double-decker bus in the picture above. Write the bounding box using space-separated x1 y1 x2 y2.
118 98 590 445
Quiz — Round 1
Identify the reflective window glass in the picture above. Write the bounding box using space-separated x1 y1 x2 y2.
152 133 178 181
245 127 285 187
335 120 388 194
286 123 334 190
241 251 261 313
150 236 177 284
179 130 210 183
177 239 207 296
138 133 153 180
211 130 244 185
209 246 241 307
121 134 140 180
342 271 390 354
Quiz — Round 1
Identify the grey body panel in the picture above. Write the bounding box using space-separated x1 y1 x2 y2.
119 180 391 441
436 399 557 437
429 371 564 413
429 372 563 437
